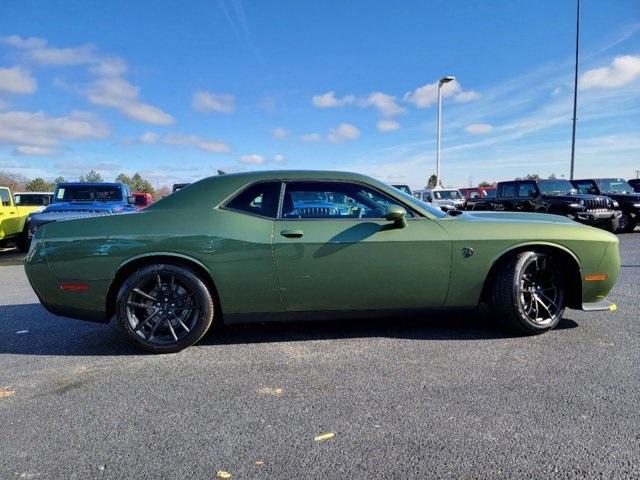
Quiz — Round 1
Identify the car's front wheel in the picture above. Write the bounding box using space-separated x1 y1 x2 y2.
617 212 637 233
492 251 566 334
116 264 215 353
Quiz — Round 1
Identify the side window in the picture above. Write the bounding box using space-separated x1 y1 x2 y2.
574 181 595 195
0 189 11 207
281 181 414 219
500 183 516 197
517 182 537 198
225 181 281 218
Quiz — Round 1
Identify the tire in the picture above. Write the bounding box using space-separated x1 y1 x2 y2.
116 263 215 353
15 229 30 252
617 213 637 233
492 251 566 335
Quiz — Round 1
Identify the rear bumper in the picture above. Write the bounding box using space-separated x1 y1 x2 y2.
581 299 617 312
40 298 109 323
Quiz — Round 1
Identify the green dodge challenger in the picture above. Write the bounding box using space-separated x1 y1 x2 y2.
25 170 620 353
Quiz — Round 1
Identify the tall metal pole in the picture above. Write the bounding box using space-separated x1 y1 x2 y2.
569 0 580 180
436 85 442 188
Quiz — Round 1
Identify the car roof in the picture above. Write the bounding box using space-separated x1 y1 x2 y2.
14 191 53 195
57 182 124 187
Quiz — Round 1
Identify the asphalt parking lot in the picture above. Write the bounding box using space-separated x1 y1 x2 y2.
0 235 639 479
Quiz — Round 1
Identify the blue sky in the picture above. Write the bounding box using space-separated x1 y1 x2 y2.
0 0 639 189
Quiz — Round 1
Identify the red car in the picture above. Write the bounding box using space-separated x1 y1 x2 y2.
132 192 153 210
459 186 496 211
459 186 497 200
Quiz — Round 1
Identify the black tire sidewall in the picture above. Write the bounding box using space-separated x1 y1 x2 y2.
116 264 214 353
494 251 566 334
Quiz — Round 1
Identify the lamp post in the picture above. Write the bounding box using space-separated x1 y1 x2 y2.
436 75 455 188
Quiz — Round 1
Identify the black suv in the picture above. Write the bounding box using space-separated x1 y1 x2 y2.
571 178 640 232
490 179 620 231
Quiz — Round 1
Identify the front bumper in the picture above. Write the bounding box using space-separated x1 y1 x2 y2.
575 210 621 222
581 299 617 312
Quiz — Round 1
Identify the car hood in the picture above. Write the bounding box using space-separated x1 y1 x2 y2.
458 210 580 225
44 201 124 213
602 193 640 202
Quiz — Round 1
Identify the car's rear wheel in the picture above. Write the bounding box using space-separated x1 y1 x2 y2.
116 264 214 353
492 251 565 334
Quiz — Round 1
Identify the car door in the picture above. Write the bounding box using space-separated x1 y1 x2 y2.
516 181 539 212
272 180 451 312
0 188 19 240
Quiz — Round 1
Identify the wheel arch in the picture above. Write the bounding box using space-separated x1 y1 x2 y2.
105 252 221 320
480 242 583 309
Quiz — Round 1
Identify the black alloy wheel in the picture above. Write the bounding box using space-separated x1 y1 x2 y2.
116 264 214 353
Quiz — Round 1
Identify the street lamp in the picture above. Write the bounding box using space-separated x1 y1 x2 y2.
436 75 455 189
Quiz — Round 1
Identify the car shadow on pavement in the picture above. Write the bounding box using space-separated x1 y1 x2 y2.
0 303 578 356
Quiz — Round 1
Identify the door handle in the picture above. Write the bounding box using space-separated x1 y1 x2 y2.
280 229 304 238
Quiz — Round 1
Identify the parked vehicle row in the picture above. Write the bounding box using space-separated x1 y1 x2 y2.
406 177 639 233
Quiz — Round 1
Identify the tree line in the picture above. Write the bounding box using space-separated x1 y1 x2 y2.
0 169 171 199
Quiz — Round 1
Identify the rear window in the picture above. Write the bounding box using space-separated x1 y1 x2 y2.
55 185 123 202
225 181 281 218
14 194 49 206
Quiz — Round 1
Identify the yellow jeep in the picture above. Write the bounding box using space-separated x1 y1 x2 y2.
0 186 31 251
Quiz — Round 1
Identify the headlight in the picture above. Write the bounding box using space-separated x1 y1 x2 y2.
633 203 640 208
569 203 583 209
612 200 619 208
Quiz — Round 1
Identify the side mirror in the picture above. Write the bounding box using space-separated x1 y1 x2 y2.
385 204 407 228
128 196 136 205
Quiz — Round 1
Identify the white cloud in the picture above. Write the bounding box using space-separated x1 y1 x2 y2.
312 91 355 108
0 99 8 110
239 154 265 165
301 133 322 142
377 119 400 132
1 35 47 49
273 154 286 163
192 90 236 114
360 92 405 116
403 79 479 108
30 43 96 66
86 77 174 125
2 35 96 65
580 55 640 89
465 123 493 134
90 57 127 77
272 127 288 139
3 35 172 125
0 110 108 153
453 90 481 103
13 145 56 156
140 131 159 144
328 123 360 143
163 133 231 153
0 67 37 94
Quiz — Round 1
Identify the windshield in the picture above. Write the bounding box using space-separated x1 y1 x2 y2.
54 185 123 202
484 189 496 198
391 185 412 195
596 179 634 194
538 180 575 195
433 190 462 200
